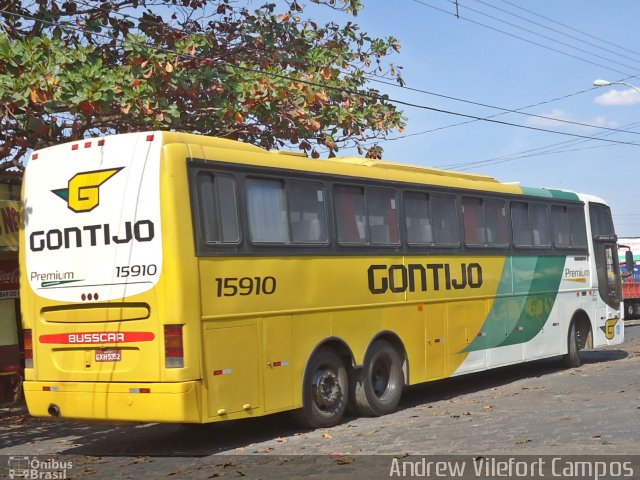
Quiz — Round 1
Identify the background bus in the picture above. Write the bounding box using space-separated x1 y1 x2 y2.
20 131 623 428
618 237 640 319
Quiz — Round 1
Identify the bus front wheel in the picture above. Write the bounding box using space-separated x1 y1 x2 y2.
351 340 404 417
563 321 582 368
294 348 348 428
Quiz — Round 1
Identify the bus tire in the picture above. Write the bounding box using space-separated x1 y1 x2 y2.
351 340 404 417
563 321 581 368
293 348 348 429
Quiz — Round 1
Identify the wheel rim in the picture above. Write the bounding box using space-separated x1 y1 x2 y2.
574 324 583 349
371 354 394 400
311 367 341 411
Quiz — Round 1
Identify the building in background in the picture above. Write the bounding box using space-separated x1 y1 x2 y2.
0 172 22 402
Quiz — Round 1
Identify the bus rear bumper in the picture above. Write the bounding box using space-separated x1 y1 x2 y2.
23 380 202 423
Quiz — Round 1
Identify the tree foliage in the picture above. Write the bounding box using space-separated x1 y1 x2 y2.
0 0 406 170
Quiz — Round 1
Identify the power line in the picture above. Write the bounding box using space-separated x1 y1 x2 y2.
411 0 636 76
499 0 640 60
369 75 640 135
438 121 640 170
471 0 640 69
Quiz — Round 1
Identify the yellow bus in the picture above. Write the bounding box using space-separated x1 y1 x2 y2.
20 131 624 428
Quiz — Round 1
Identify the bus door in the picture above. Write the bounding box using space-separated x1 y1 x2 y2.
589 203 622 344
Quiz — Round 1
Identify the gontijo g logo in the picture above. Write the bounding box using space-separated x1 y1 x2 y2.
52 168 123 213
30 165 155 252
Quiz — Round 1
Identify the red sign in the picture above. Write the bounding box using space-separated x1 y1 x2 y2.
39 332 155 344
0 259 19 297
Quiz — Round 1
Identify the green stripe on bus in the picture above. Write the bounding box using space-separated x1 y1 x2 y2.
520 186 579 201
463 256 566 352
498 256 565 347
520 186 553 198
545 189 580 201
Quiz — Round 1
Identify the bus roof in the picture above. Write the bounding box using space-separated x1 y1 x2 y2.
160 131 526 196
35 131 583 200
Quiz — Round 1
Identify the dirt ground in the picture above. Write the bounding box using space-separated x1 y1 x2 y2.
1 323 639 479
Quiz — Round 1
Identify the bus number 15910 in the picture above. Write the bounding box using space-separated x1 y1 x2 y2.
116 264 158 278
215 276 276 297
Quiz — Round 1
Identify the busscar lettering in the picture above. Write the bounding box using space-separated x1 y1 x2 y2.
69 332 125 344
29 220 155 251
368 262 483 294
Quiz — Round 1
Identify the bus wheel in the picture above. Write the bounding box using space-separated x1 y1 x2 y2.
563 321 581 368
294 348 348 428
352 340 404 417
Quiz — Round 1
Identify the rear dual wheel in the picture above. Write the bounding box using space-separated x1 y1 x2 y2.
351 340 404 417
293 348 349 429
294 341 405 428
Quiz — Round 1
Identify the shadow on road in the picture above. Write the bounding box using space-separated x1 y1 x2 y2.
401 349 628 410
0 345 629 458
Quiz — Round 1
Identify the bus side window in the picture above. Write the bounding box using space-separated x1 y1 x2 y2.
334 185 366 244
196 173 240 244
511 201 531 247
551 205 571 248
568 206 588 248
246 178 289 243
485 199 508 246
404 191 434 245
288 181 328 244
462 197 485 246
367 189 399 245
530 203 551 247
432 194 459 245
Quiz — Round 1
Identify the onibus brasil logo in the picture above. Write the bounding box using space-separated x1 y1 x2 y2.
52 167 123 213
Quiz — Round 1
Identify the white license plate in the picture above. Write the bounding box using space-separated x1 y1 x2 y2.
95 350 122 362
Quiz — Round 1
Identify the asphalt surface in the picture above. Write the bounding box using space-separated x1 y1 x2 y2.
1 322 639 479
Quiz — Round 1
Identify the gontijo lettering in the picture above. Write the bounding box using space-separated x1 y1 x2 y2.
29 220 155 252
368 262 483 294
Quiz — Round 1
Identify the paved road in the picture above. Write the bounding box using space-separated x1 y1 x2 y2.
1 324 639 479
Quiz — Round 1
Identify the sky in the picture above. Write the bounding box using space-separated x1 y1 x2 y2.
303 0 640 238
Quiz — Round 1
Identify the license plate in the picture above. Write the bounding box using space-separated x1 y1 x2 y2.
95 349 122 362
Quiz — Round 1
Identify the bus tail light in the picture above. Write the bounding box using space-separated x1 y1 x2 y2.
164 325 184 368
24 329 33 368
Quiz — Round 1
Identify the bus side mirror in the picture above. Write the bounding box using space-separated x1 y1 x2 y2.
625 251 634 270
